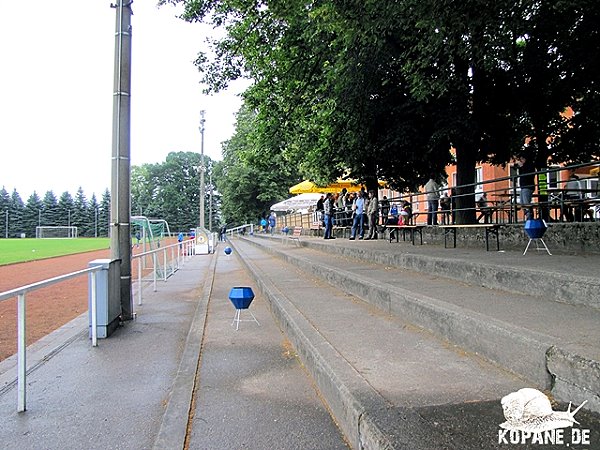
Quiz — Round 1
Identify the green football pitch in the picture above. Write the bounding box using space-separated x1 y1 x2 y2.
0 238 110 266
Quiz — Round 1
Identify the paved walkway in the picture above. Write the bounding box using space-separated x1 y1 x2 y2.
0 250 347 450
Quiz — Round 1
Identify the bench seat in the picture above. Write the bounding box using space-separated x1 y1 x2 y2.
384 224 425 245
438 224 502 251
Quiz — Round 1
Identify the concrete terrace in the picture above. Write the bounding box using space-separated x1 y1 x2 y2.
0 233 599 449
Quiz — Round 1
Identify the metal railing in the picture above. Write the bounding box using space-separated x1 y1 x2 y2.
274 161 600 227
0 238 198 413
226 224 254 238
132 239 196 306
0 266 104 413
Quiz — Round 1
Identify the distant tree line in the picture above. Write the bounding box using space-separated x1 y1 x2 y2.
2 156 224 239
0 186 111 238
1 152 222 239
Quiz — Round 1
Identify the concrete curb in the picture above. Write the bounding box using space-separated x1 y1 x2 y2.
547 346 600 413
152 252 217 450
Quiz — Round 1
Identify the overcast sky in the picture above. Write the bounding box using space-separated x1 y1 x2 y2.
0 1 248 200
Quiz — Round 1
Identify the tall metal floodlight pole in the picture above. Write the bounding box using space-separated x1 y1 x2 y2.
110 1 133 320
199 110 206 230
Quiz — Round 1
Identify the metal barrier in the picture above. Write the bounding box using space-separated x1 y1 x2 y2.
274 161 599 226
0 266 104 412
132 239 196 306
0 238 198 413
226 224 254 238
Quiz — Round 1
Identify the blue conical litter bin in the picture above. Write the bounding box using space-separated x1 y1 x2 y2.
523 219 551 255
229 287 260 330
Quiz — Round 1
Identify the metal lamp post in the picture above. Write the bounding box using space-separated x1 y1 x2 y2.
199 110 206 230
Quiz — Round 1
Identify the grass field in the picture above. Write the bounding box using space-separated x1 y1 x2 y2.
0 238 110 266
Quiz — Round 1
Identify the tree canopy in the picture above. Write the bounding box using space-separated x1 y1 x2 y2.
163 0 599 223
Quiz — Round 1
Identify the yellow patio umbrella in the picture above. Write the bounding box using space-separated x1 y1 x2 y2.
289 179 385 194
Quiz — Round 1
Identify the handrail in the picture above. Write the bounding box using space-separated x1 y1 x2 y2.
0 265 103 413
0 237 198 413
132 238 196 306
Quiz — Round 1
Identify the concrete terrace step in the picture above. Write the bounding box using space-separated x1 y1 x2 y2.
286 233 600 309
228 238 600 449
242 235 600 415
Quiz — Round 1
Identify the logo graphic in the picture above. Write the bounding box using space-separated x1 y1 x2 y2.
498 388 591 446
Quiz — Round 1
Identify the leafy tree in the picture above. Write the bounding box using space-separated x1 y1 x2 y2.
131 151 214 232
167 0 599 224
213 105 301 225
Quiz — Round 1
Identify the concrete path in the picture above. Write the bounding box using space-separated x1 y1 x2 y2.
0 249 347 450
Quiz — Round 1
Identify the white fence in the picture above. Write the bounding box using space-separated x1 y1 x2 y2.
0 238 197 413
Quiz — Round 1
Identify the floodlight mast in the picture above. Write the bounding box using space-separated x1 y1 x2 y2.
110 0 133 320
199 110 206 231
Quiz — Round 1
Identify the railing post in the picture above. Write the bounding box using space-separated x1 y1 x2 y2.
163 248 167 281
91 272 98 347
137 258 143 305
153 253 157 292
17 293 26 413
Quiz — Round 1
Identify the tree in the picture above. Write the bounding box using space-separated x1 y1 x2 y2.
72 187 89 236
23 192 43 237
58 192 75 228
99 189 111 237
213 105 301 224
131 151 213 232
166 0 598 224
42 191 60 226
0 187 10 238
89 194 100 238
8 189 24 237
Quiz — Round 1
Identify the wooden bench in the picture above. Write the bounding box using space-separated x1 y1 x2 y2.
384 225 425 245
283 226 303 246
439 224 502 251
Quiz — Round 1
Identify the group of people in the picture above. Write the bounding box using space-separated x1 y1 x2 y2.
313 188 418 241
259 213 277 235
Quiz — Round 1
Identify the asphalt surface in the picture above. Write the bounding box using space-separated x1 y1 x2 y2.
0 248 347 450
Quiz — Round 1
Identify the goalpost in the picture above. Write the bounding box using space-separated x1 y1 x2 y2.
36 226 78 239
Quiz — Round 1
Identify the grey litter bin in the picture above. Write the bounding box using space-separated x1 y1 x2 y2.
88 259 121 339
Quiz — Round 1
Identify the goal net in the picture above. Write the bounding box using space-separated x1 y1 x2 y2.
36 226 78 239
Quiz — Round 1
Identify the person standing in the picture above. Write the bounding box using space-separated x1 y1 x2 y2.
268 212 276 235
424 175 441 225
380 196 390 225
349 191 365 240
517 156 535 220
563 169 583 222
323 193 335 239
365 190 379 240
440 193 451 225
